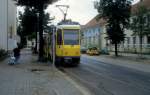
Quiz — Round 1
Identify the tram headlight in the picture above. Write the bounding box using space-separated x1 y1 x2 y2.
65 52 68 55
76 52 79 55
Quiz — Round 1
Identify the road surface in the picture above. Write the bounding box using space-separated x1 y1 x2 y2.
59 56 150 95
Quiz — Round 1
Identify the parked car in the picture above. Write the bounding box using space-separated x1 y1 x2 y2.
81 47 87 54
86 47 100 55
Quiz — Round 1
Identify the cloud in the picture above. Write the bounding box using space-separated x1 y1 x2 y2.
17 0 140 25
46 0 139 25
46 0 98 25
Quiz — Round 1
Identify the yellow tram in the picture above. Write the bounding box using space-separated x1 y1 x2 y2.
49 21 81 66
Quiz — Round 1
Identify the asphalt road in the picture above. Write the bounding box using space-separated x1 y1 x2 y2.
59 56 150 95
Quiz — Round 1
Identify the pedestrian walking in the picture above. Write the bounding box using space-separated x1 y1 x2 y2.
13 45 21 64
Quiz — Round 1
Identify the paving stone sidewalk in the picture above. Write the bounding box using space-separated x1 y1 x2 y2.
82 53 150 73
0 49 90 95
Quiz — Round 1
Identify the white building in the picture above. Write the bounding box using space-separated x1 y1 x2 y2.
81 18 107 50
82 0 150 54
0 0 17 51
115 0 150 53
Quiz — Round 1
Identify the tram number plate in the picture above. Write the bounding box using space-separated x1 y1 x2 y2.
65 57 72 60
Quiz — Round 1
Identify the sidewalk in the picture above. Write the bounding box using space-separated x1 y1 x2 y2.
0 49 91 95
82 53 150 73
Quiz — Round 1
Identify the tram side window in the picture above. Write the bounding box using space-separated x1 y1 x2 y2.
57 29 62 45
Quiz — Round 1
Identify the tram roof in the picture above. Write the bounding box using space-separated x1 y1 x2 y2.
57 25 80 30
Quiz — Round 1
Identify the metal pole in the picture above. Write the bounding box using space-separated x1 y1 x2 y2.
52 26 56 73
35 13 39 53
7 0 8 52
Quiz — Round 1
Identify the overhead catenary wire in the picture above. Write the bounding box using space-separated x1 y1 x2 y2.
56 5 70 21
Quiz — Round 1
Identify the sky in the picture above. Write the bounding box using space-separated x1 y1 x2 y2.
18 0 140 25
45 0 98 25
45 0 140 25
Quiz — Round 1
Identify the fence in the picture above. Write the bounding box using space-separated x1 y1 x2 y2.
108 44 150 54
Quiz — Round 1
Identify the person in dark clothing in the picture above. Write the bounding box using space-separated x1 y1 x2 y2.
13 47 21 64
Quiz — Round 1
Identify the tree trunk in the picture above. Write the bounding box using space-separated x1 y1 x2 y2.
38 4 44 61
35 29 38 53
115 42 118 56
33 19 38 54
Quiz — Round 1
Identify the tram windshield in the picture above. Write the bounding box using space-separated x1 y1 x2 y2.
64 29 79 45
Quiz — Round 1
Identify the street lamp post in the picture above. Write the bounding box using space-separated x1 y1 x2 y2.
52 25 56 68
49 25 56 76
7 0 8 52
35 13 39 53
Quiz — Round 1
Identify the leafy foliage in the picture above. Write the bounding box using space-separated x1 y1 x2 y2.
0 49 7 60
14 0 58 60
13 0 58 10
43 13 53 32
18 7 52 47
17 7 37 47
19 7 37 37
95 0 132 56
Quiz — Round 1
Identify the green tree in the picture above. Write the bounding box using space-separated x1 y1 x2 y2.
18 7 52 52
17 7 37 48
130 5 149 54
95 0 132 56
14 0 58 61
21 7 37 38
17 24 27 48
43 13 54 33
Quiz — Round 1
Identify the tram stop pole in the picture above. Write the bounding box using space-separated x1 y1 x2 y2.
52 26 56 76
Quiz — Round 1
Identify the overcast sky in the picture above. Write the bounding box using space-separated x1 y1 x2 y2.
18 0 140 25
45 0 140 25
45 0 98 25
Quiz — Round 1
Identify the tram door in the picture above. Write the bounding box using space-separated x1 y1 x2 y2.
56 29 63 56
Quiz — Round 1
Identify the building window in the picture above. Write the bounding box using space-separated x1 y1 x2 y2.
142 37 145 44
93 36 95 45
98 28 100 32
133 37 136 45
57 29 62 45
132 18 137 24
89 37 90 44
143 16 146 22
9 26 13 38
127 37 130 45
148 36 150 44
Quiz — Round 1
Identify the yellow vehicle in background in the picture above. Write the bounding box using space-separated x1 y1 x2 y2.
86 47 100 56
49 21 81 66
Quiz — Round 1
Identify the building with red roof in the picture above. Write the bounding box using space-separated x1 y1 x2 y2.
81 17 107 51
